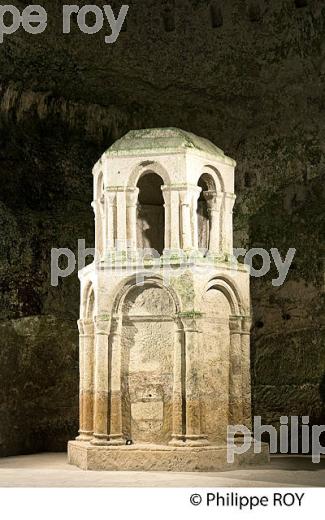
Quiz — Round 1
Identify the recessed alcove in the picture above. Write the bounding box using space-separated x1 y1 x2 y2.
136 172 165 255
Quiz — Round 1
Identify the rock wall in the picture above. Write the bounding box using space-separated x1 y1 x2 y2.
0 0 324 455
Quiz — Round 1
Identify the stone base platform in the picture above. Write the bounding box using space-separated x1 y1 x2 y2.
68 441 270 472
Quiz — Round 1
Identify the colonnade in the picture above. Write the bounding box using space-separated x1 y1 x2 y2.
92 181 236 256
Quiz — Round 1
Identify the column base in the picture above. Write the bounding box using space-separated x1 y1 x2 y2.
184 435 210 447
75 432 93 442
90 435 110 446
168 435 185 447
108 434 125 446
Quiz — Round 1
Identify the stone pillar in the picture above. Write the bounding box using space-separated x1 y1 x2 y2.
191 187 201 250
182 317 209 446
126 188 139 250
223 193 236 254
82 319 95 437
180 190 192 251
116 190 127 251
76 319 86 440
91 315 111 445
108 317 125 445
170 188 181 250
229 316 243 427
161 187 171 251
105 191 117 251
241 317 252 429
169 320 185 445
204 191 223 254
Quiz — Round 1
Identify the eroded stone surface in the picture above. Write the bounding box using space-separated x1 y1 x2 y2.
69 128 261 470
68 441 270 472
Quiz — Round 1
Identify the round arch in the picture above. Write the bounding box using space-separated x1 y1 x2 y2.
199 165 224 193
128 161 171 189
111 274 182 445
204 276 244 316
198 172 217 192
112 274 181 317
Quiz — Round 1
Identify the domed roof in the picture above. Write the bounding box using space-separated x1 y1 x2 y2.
106 128 235 165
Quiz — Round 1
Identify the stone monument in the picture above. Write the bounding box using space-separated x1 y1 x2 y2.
68 128 269 471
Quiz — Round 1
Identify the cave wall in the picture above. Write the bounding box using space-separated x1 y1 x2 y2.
0 0 324 455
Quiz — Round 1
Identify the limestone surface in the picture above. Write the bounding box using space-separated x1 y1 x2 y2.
68 128 268 470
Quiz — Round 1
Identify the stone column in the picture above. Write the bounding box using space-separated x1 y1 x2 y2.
169 320 185 445
105 191 117 251
108 317 125 445
182 317 209 446
126 188 139 251
191 187 201 250
76 319 86 440
82 319 95 437
161 187 171 251
91 315 111 445
180 190 192 251
241 317 252 429
229 316 243 427
116 190 127 251
170 188 181 250
204 191 223 254
223 193 236 254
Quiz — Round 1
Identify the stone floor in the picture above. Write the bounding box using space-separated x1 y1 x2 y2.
0 453 324 487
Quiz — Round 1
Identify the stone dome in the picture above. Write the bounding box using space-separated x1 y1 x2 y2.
106 127 235 165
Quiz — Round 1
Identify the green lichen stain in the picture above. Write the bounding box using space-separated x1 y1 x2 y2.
170 270 195 310
178 310 202 319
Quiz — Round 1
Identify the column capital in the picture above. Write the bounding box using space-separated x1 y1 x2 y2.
105 191 117 206
77 319 85 335
224 192 236 212
241 316 252 334
179 190 192 206
161 186 171 205
83 319 94 336
126 187 139 207
178 312 202 332
229 315 242 334
203 190 223 211
94 315 111 335
111 316 123 336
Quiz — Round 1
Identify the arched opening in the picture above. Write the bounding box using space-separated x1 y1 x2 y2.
197 173 216 252
136 172 165 255
119 282 177 444
201 287 232 442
